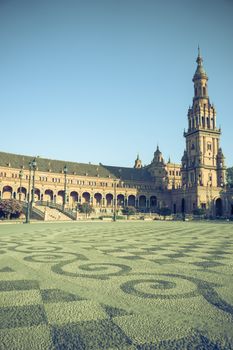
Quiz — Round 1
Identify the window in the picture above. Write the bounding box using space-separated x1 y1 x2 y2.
207 143 212 151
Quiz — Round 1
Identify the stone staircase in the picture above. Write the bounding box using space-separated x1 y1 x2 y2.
36 205 72 221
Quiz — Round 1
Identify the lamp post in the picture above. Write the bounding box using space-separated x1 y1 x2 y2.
31 158 37 209
182 184 186 221
26 162 32 223
63 165 68 210
19 167 23 202
113 179 117 222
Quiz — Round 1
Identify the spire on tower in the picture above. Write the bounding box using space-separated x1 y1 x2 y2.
193 46 207 80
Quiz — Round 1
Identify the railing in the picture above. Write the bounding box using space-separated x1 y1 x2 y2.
21 202 45 220
36 201 76 220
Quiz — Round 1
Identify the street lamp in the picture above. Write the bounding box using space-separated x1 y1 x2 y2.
63 165 68 210
113 179 117 222
182 184 186 221
26 161 32 223
19 167 23 202
31 158 37 209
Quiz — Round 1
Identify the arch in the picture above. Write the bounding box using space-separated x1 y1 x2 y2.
117 194 124 207
17 187 27 201
94 193 102 206
34 188 40 202
82 192 90 203
106 193 113 207
150 196 157 208
45 189 54 202
181 198 185 213
70 191 78 207
139 195 146 208
215 198 222 217
57 190 64 204
203 86 206 96
128 195 136 207
2 186 13 199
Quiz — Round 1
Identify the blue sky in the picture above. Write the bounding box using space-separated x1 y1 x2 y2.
0 0 232 167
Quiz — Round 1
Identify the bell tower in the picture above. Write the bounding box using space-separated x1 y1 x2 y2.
181 48 226 188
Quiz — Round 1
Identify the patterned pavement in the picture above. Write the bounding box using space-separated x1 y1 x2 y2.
0 221 233 349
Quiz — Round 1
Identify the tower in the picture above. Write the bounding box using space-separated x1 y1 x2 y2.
148 146 168 189
181 48 226 189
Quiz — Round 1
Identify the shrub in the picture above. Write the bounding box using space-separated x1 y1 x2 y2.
0 199 23 220
77 203 94 217
122 206 137 216
157 207 172 220
193 208 206 216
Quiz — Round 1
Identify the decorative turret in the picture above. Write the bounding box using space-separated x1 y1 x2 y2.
153 146 164 164
134 154 142 169
148 146 167 189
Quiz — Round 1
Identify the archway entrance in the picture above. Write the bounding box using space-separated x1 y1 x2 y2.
82 192 90 203
215 198 223 217
150 196 157 211
128 195 136 207
94 193 102 207
106 193 113 207
2 186 13 199
70 191 78 208
117 194 124 207
139 195 146 209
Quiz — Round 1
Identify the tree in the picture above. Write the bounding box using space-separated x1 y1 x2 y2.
193 208 206 216
0 199 23 219
226 167 233 187
157 207 172 220
122 206 137 217
77 203 93 218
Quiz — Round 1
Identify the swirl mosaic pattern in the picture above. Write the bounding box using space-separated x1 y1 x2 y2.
0 221 233 349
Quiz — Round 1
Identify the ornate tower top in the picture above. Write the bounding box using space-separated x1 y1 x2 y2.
193 46 208 82
153 146 164 164
193 46 208 83
134 153 142 168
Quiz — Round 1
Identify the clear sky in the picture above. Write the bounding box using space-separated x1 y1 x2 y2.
0 0 232 167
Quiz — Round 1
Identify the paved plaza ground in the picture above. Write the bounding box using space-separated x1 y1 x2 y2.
0 221 233 349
